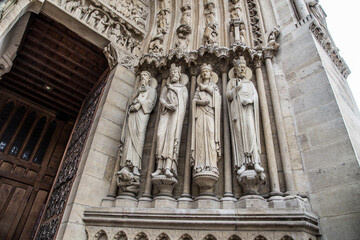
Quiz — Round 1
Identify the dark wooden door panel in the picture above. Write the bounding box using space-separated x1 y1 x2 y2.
0 93 73 240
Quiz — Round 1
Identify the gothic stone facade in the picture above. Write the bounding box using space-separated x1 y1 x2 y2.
0 0 359 240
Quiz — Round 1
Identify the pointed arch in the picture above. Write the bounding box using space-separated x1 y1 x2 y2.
179 233 193 240
229 235 242 240
254 236 267 240
281 236 294 240
156 232 170 240
114 231 127 240
134 232 149 240
203 234 217 240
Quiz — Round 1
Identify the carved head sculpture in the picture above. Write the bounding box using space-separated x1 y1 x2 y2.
200 63 213 81
233 57 247 79
140 71 151 87
170 64 181 83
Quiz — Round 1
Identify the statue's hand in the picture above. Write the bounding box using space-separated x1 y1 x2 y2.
242 99 253 105
166 103 177 111
129 103 141 112
235 82 242 92
196 99 210 106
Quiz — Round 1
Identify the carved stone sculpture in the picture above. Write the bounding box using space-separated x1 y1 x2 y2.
96 15 110 33
191 63 221 197
116 71 158 197
229 0 242 19
267 27 280 51
226 57 265 195
203 1 218 46
151 64 188 197
88 10 101 28
180 3 191 25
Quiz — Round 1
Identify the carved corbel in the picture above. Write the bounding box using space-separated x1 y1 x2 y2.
103 43 135 70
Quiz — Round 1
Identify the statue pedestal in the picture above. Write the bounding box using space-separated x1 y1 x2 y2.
237 169 266 196
236 195 267 209
115 194 138 207
193 171 219 196
151 175 178 197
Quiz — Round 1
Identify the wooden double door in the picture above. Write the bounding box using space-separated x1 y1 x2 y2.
0 91 73 239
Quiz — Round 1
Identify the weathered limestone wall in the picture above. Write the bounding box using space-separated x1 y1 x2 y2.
57 65 136 239
271 0 360 239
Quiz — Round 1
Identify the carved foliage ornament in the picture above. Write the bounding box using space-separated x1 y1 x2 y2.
246 0 263 47
310 21 350 78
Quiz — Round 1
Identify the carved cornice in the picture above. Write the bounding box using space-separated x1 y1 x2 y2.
137 45 263 76
310 20 350 78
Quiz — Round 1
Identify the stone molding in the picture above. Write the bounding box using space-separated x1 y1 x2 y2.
309 20 350 79
84 202 319 236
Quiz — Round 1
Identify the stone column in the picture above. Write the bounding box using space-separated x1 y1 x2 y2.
179 67 197 203
220 66 237 208
253 58 282 196
264 50 296 195
138 78 166 206
292 0 309 20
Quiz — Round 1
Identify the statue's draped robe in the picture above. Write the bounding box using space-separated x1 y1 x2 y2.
191 83 221 173
121 86 157 170
156 83 188 174
227 78 260 169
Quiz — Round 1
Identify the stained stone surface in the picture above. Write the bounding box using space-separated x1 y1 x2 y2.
0 0 359 240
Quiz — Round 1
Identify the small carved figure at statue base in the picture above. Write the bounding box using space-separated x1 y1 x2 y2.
238 169 266 196
116 165 140 198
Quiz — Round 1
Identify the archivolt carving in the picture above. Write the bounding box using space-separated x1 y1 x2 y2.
179 233 193 240
156 232 170 240
114 231 127 240
246 0 263 47
134 232 149 240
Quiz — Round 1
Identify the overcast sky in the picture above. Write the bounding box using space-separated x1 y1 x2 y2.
321 1 360 109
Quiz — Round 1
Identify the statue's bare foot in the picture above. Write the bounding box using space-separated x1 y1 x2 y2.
151 169 162 177
165 168 173 178
254 163 264 173
237 165 246 175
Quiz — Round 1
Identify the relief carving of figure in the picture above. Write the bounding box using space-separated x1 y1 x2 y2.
116 71 158 195
230 0 242 19
191 63 221 175
152 64 188 178
148 29 164 54
267 27 280 51
96 15 110 34
73 0 89 20
88 10 101 27
109 24 121 43
203 23 218 46
239 21 246 44
226 57 264 176
204 1 216 25
180 3 191 25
